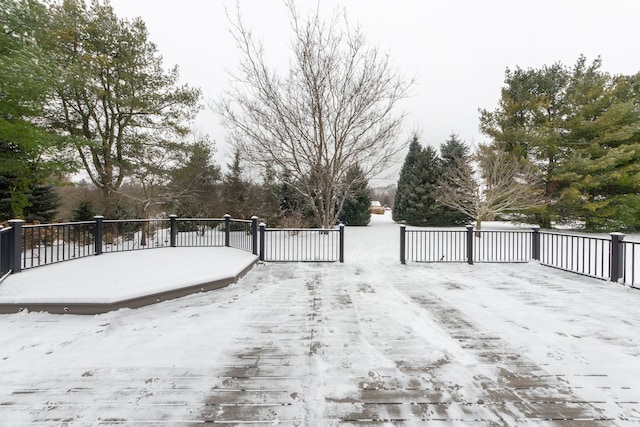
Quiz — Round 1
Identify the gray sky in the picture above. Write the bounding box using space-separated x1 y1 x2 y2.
109 0 640 185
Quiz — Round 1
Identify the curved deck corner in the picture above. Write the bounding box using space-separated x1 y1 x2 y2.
0 247 258 315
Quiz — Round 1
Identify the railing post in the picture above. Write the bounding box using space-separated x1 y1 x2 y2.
224 214 231 247
251 216 259 255
531 226 540 261
466 225 474 265
610 232 625 283
169 215 177 247
94 216 104 255
339 223 345 263
400 225 406 264
8 219 24 273
259 223 266 261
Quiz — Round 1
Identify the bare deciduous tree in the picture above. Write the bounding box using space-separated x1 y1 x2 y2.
216 2 412 228
436 146 546 230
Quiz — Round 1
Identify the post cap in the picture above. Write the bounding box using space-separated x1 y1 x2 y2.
7 219 25 224
251 215 259 220
93 215 104 219
224 214 231 218
169 214 177 218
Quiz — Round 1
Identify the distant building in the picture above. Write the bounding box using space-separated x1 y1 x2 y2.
369 200 385 215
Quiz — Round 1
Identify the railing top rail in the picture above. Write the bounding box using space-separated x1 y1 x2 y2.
23 220 96 228
539 230 612 241
175 217 226 221
405 228 468 233
264 227 339 232
103 218 170 224
472 229 533 234
0 226 11 233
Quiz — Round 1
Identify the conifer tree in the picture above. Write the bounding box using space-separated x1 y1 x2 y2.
393 136 422 222
438 134 472 226
393 136 444 225
403 146 443 226
72 200 96 222
222 149 250 218
339 165 371 226
23 184 60 223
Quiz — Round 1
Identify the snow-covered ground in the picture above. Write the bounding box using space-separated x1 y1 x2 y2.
1 212 639 425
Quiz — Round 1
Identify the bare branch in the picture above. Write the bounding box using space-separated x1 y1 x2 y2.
436 146 547 229
216 2 412 228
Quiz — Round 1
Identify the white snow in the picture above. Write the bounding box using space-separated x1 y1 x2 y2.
0 247 256 304
1 211 639 424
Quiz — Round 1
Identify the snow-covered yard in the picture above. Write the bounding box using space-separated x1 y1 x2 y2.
1 212 639 425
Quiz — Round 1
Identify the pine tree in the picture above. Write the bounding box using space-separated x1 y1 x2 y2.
402 146 443 226
393 136 422 222
339 165 371 226
439 134 472 226
555 71 640 230
393 136 445 226
72 200 96 222
222 149 250 218
23 184 60 223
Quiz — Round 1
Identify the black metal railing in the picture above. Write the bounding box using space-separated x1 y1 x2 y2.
538 231 611 281
401 225 531 264
622 239 640 286
1 225 13 281
173 218 225 247
0 215 261 276
101 218 171 253
172 216 257 254
474 230 532 263
401 225 638 288
402 228 467 262
259 223 344 262
21 221 95 268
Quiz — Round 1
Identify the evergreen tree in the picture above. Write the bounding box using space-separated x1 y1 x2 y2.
556 72 640 230
169 139 222 218
393 136 422 222
222 149 250 218
393 136 444 225
339 165 371 226
403 146 443 226
1 1 71 220
38 0 201 217
72 199 96 222
438 133 472 226
480 56 640 230
23 184 59 223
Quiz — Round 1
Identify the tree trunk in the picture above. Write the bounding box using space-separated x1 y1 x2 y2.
102 187 117 219
475 217 482 238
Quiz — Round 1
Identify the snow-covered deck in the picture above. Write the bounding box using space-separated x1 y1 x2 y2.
1 213 639 424
0 247 257 314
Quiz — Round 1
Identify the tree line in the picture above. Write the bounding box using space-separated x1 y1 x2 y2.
393 56 640 232
3 0 639 231
1 0 397 227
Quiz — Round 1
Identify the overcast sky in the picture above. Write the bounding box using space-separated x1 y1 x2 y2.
109 0 640 185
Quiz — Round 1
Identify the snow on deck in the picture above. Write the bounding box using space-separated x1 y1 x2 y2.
1 212 639 424
0 247 257 308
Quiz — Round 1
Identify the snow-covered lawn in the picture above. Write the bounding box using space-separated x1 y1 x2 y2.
1 212 639 424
